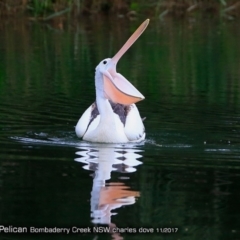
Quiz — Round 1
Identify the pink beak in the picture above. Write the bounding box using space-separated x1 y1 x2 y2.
103 19 150 105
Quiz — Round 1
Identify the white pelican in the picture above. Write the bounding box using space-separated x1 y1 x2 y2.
75 19 149 143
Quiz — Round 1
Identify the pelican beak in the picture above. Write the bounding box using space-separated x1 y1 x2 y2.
103 19 149 105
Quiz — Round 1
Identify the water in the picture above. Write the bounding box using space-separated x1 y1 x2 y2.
0 17 240 239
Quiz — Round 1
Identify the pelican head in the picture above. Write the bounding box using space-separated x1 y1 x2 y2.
95 19 150 105
96 58 112 72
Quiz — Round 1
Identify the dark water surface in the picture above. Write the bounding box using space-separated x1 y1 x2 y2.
0 17 240 239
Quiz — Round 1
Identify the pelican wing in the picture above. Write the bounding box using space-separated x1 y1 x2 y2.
124 104 145 142
76 102 145 142
75 103 100 138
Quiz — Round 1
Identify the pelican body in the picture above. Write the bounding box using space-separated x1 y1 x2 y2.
75 19 149 143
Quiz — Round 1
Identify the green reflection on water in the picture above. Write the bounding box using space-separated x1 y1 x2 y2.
0 18 240 240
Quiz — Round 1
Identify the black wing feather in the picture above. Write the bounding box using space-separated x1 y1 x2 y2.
88 100 130 127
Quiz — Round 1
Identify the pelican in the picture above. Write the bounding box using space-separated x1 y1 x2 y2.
75 19 149 143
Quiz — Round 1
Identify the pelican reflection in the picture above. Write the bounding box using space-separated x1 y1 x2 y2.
75 144 143 226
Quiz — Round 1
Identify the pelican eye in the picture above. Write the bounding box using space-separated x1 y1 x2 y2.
103 60 107 64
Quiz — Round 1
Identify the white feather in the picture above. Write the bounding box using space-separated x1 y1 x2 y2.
76 102 145 143
124 104 145 141
75 104 94 138
83 111 128 143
